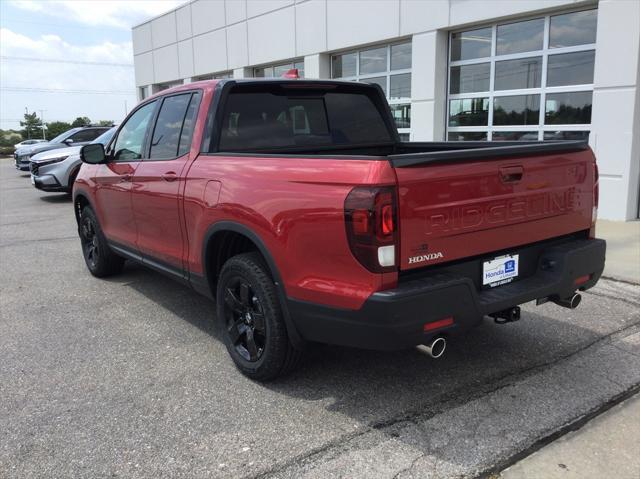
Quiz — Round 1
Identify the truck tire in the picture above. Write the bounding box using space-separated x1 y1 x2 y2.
217 252 302 381
79 206 125 277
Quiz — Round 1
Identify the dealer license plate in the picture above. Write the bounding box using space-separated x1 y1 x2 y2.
482 254 519 288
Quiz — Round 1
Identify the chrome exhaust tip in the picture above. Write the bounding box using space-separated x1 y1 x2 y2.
417 336 447 359
553 293 582 309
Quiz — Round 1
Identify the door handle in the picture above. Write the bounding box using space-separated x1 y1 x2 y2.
161 172 178 182
500 166 523 183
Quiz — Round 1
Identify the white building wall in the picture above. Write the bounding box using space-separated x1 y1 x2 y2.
132 0 640 220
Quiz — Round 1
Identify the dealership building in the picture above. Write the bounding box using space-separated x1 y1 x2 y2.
132 0 640 220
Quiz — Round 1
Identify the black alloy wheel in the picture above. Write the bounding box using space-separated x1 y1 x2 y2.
80 214 100 269
223 278 267 362
216 252 302 380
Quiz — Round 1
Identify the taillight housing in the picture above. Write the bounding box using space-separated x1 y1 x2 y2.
344 186 398 273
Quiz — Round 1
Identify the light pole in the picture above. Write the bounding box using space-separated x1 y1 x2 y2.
24 107 30 139
38 109 47 140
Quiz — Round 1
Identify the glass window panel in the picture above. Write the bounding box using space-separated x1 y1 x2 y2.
391 42 411 70
451 28 492 61
497 18 544 55
448 98 489 126
112 101 156 162
389 73 411 99
450 63 490 94
398 133 411 141
178 93 201 157
547 51 595 87
492 131 539 141
360 46 388 75
150 94 191 159
390 104 411 129
545 91 592 124
494 56 542 90
331 52 357 78
362 76 387 96
550 10 597 48
448 131 487 141
294 60 305 78
543 130 590 140
493 94 540 125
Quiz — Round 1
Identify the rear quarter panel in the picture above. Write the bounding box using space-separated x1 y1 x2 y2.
183 155 397 310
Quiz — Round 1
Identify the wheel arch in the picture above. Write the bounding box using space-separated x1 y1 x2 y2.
201 221 305 348
73 191 94 225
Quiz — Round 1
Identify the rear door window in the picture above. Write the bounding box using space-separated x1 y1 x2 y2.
218 86 392 151
149 94 192 159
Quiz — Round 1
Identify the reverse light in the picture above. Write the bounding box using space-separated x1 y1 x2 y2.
344 186 398 272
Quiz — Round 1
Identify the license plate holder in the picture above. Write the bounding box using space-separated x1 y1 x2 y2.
482 254 519 288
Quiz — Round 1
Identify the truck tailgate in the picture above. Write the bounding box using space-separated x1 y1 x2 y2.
390 145 595 271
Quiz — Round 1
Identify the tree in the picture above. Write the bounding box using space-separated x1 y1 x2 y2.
97 120 114 127
46 121 73 139
71 116 91 127
20 112 43 140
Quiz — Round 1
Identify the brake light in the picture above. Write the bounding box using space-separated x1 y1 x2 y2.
345 186 398 272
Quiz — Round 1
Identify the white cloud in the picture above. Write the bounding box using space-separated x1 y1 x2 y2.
1 28 133 64
9 0 184 29
1 28 137 127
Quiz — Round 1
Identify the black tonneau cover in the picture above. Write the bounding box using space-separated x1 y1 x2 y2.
389 140 589 168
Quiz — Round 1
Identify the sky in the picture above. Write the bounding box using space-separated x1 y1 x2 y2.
0 0 184 133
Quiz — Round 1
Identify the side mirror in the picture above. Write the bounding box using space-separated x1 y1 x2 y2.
63 138 74 145
80 143 106 164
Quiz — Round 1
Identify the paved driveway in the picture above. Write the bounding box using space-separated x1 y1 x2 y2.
1 158 639 478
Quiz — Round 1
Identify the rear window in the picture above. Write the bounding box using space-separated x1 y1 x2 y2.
218 86 392 151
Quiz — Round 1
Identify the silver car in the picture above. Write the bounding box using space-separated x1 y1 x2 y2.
30 127 116 193
14 126 110 171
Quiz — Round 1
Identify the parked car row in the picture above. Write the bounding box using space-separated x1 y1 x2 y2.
14 126 111 171
15 126 115 194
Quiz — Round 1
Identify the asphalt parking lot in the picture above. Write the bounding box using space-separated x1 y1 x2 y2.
1 157 639 478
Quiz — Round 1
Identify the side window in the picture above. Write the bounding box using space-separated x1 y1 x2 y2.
178 92 201 156
112 101 156 162
149 93 192 160
70 129 104 143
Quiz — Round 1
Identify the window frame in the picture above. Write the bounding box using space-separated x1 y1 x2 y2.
446 8 597 141
331 40 412 139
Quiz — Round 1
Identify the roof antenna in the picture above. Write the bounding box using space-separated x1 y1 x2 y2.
282 68 299 79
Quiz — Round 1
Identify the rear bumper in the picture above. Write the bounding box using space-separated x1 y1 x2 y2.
288 237 606 350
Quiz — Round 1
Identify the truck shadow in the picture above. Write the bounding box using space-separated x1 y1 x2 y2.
119 262 621 471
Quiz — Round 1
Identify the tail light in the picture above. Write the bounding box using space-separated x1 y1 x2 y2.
344 186 398 273
590 162 599 237
593 162 599 221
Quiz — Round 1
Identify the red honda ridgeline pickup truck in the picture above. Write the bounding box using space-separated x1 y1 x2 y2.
75 78 605 380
